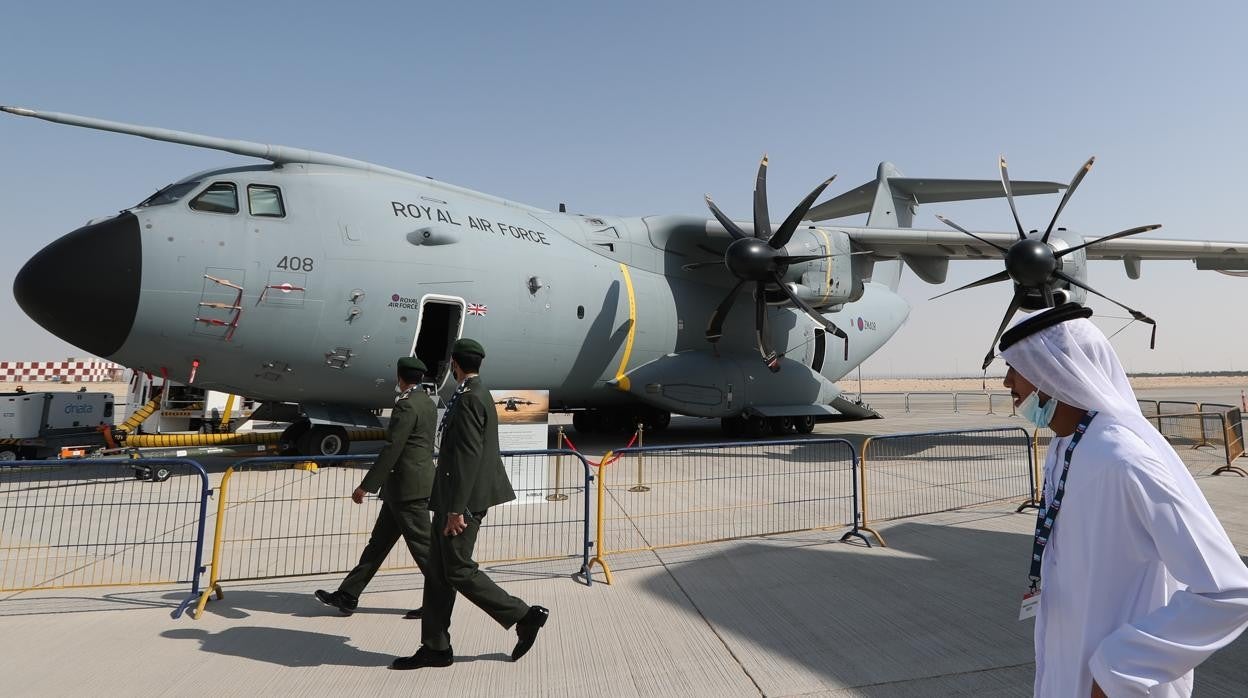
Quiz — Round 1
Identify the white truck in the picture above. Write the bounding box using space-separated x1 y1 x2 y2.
0 390 115 460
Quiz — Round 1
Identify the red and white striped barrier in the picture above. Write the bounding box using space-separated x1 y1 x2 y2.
0 360 126 383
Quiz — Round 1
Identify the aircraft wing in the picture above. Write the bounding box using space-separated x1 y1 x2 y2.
839 227 1248 269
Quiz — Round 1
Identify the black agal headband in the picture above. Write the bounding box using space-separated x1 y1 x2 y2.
998 303 1094 353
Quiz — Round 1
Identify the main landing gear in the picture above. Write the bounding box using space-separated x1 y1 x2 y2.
280 420 350 457
720 414 816 437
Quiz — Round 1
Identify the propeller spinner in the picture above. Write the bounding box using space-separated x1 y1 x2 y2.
932 156 1162 370
702 156 848 372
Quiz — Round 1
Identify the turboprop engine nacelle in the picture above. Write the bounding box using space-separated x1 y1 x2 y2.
773 227 862 310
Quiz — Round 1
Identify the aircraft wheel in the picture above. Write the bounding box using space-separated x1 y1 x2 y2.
298 425 350 457
601 410 629 433
721 416 745 436
150 465 172 483
767 417 794 436
793 415 816 434
744 416 767 438
0 446 19 462
571 411 597 434
279 420 312 456
643 410 671 432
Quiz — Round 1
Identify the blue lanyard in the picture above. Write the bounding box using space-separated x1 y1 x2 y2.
1029 410 1097 590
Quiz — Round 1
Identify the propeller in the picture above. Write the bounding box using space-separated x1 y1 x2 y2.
933 156 1162 370
703 155 848 371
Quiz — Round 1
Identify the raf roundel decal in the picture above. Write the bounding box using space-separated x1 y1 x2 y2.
392 294 401 302
857 317 864 331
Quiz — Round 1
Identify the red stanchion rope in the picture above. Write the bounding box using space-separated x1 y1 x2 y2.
559 430 638 467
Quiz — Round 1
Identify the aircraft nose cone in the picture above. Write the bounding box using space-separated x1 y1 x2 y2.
13 212 142 358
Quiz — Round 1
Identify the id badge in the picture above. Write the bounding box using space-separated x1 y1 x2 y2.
1019 589 1041 621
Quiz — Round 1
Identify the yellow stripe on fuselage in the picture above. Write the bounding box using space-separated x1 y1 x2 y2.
614 263 638 391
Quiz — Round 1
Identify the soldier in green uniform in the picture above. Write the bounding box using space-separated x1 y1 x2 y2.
391 338 549 670
315 356 436 618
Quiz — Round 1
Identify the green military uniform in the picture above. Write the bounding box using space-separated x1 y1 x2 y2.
336 375 437 602
421 344 531 652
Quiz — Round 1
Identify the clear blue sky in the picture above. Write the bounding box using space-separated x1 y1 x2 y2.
2 1 1245 376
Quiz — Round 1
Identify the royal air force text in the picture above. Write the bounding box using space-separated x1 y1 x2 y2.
390 201 551 246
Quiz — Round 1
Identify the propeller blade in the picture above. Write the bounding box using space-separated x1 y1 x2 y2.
706 279 748 342
998 155 1027 240
753 155 771 240
1042 156 1095 243
1042 285 1056 308
706 196 749 241
1055 224 1162 258
770 175 837 249
981 287 1026 371
1053 271 1157 348
934 214 1009 253
682 260 723 271
773 273 850 360
928 269 1011 301
755 281 782 371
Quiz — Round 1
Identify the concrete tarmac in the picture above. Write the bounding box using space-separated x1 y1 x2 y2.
3 405 1248 696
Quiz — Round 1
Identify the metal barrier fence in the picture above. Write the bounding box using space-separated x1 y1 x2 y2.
1137 399 1160 418
588 438 861 584
851 391 1017 416
1159 400 1201 415
0 458 210 618
1146 412 1247 477
196 450 593 617
1034 409 1246 479
858 427 1036 546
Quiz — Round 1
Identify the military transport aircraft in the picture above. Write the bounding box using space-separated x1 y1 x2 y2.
495 397 539 412
6 106 1247 454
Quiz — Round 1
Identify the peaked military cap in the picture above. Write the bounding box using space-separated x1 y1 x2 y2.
998 303 1094 353
452 338 486 358
397 356 427 372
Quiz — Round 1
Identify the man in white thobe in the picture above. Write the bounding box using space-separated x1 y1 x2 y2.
999 304 1248 696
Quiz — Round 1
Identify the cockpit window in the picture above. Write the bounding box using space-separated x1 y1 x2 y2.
248 185 285 218
190 182 239 214
136 180 201 208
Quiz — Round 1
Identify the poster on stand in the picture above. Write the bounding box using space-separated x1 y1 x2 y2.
491 389 550 504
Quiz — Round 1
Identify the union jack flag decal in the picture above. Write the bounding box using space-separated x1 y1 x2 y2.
467 303 488 316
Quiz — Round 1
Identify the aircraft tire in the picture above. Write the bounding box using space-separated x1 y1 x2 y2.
572 411 596 434
299 425 350 457
767 417 793 436
793 415 816 434
0 446 19 462
150 465 172 483
744 415 767 438
643 410 671 432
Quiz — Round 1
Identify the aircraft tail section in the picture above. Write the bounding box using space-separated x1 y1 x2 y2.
862 162 909 291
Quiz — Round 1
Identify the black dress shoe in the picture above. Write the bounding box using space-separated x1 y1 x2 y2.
314 589 357 616
390 646 454 670
403 607 423 619
511 605 549 661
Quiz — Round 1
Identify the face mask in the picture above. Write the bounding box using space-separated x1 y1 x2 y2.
1019 390 1057 428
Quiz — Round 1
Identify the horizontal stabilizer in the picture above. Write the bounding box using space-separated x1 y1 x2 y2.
808 175 1065 222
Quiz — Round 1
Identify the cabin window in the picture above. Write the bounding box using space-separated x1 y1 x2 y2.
189 182 239 214
137 180 201 208
248 184 286 218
